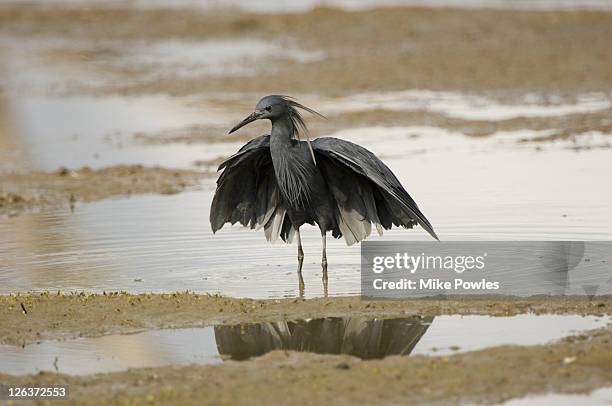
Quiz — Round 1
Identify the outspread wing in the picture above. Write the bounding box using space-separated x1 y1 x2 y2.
210 135 289 242
313 137 439 242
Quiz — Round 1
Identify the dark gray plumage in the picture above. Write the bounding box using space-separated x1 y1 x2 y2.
211 95 438 293
214 316 434 360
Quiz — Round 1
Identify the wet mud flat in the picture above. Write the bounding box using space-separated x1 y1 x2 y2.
2 4 612 95
0 294 611 405
1 293 611 346
2 331 612 405
0 165 207 217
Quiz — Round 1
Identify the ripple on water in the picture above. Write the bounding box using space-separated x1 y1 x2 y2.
1 121 612 297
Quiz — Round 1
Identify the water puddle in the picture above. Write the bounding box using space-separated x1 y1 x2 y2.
0 314 607 376
501 387 612 406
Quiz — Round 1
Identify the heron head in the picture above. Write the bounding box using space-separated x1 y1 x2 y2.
228 95 325 166
228 95 324 134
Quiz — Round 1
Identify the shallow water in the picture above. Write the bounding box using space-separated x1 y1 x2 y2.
2 92 612 297
0 314 608 376
5 95 241 170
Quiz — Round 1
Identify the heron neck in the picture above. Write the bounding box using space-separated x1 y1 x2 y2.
270 115 295 146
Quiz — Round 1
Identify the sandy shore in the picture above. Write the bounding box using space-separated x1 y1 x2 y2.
1 293 610 346
1 329 611 405
0 294 611 405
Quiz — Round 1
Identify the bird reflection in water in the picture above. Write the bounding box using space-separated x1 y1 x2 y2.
214 316 433 361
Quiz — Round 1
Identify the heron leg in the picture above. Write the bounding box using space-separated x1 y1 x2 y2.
322 233 328 297
296 229 305 297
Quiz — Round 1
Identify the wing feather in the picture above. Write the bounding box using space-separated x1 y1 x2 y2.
313 137 439 241
210 135 288 242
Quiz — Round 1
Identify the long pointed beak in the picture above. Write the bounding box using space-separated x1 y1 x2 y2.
228 111 260 134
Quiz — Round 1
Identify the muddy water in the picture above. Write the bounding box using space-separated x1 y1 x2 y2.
0 314 608 376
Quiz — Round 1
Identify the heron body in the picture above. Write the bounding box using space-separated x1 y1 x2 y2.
269 116 337 237
210 95 438 294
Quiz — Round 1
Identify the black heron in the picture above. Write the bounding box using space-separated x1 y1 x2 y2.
210 95 438 294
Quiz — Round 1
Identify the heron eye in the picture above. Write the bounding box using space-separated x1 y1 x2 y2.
264 106 272 112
